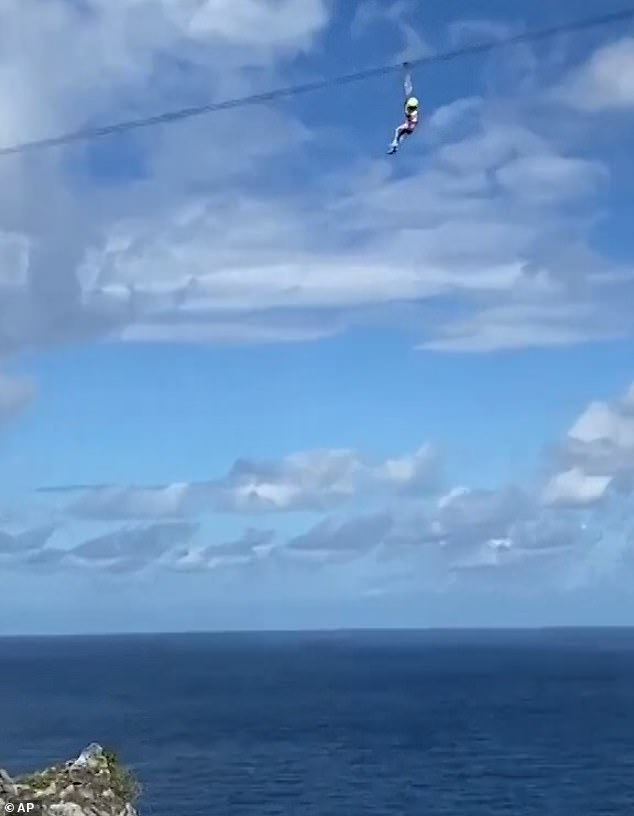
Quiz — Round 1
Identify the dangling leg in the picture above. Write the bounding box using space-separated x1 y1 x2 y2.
388 122 409 154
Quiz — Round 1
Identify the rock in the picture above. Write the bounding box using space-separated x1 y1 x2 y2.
71 744 104 771
50 804 87 816
0 745 141 816
0 768 18 797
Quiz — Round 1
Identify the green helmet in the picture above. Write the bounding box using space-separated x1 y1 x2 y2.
406 96 419 110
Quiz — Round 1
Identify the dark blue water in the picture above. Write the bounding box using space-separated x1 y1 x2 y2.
1 629 634 815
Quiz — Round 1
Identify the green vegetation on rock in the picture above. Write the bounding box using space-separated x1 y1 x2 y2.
0 744 141 816
103 748 142 804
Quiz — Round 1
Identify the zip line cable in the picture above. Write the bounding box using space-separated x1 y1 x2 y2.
1 6 633 158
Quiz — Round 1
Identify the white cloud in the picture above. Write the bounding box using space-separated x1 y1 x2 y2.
117 316 339 345
1 0 306 169
49 443 442 520
448 19 516 45
78 112 617 353
372 444 440 493
495 155 606 202
419 296 629 354
432 486 534 554
556 37 634 112
66 521 198 573
542 467 612 508
272 482 600 588
286 512 392 559
0 372 35 423
0 520 278 575
426 97 482 134
538 381 634 529
350 0 431 63
174 0 330 51
0 0 332 357
67 483 199 520
0 524 56 556
218 444 442 514
570 392 634 448
171 528 276 572
558 382 634 484
216 449 365 513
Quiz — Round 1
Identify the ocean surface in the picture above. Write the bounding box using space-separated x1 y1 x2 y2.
1 629 634 815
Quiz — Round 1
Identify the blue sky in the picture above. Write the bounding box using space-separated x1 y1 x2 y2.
1 0 634 634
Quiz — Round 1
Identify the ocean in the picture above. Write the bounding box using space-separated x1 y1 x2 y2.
1 629 633 815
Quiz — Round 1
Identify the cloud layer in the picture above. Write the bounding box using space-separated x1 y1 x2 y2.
0 5 633 360
39 443 441 519
0 381 630 597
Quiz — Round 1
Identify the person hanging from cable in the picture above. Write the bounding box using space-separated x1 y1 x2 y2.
387 63 419 155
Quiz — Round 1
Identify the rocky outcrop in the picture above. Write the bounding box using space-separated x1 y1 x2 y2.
0 744 140 816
